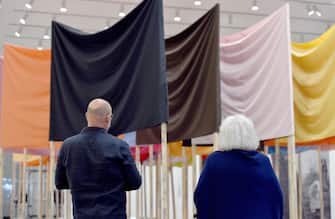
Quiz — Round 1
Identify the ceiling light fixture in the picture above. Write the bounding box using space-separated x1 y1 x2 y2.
315 6 322 17
228 14 233 25
37 40 43 50
60 0 67 13
307 5 322 17
43 27 50 40
307 5 315 16
194 1 202 6
119 4 126 17
174 10 181 22
251 0 259 11
19 13 28 25
25 0 33 9
15 27 22 38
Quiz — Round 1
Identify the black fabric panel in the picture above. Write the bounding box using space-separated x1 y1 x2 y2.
50 0 168 141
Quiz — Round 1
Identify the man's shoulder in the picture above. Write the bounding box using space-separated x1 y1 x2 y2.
108 135 129 148
63 134 82 145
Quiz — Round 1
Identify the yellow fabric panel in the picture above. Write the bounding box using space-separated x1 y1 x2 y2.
13 153 41 163
291 25 335 143
169 142 213 158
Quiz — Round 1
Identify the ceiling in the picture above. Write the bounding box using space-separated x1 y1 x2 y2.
0 0 335 55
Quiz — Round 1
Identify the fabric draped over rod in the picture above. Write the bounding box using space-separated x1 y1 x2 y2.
50 0 168 141
0 45 51 149
136 5 221 145
290 24 335 144
220 4 294 141
193 4 294 145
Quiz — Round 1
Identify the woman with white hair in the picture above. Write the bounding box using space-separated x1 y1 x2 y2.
194 114 283 219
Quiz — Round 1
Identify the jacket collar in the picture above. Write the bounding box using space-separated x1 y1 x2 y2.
81 126 107 133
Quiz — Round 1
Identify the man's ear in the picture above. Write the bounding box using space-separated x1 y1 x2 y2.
105 115 110 123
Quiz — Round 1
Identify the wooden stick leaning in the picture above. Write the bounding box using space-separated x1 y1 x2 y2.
46 162 50 219
317 146 324 219
21 148 27 218
275 139 280 179
49 142 56 218
39 157 43 219
170 166 176 219
192 144 197 217
182 147 188 219
10 159 16 218
213 132 219 151
287 136 298 219
298 154 303 219
56 189 60 218
135 145 141 219
143 164 147 218
156 153 162 219
0 147 3 219
127 191 131 218
149 144 154 219
65 191 72 219
161 123 169 219
18 162 22 218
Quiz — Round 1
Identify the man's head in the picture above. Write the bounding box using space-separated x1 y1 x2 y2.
86 98 113 130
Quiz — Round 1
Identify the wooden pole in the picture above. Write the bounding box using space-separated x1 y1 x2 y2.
39 157 43 219
275 139 280 179
161 123 169 219
46 162 50 219
287 135 298 219
127 192 131 219
56 190 60 218
156 153 162 219
65 191 72 219
49 142 56 218
192 144 196 217
18 161 23 218
317 147 324 219
0 148 3 219
182 147 188 219
21 148 27 218
10 159 16 219
143 164 147 219
213 132 219 151
298 154 303 219
135 145 141 219
149 144 154 219
192 145 196 188
170 167 176 219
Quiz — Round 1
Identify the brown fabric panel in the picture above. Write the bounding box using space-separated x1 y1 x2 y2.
137 5 221 144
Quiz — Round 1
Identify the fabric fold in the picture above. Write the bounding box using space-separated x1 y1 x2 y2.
220 4 294 141
136 5 221 144
0 45 51 148
291 24 335 143
50 0 167 141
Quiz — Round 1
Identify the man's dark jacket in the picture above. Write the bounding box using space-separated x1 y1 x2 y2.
55 127 141 219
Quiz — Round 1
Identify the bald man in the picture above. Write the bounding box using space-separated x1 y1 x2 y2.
55 98 141 219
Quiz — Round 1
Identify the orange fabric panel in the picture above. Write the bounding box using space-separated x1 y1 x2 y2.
27 156 49 167
0 45 51 149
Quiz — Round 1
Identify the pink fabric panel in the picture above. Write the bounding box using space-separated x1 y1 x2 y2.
220 4 294 140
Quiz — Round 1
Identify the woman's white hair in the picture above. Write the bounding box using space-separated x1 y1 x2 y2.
218 114 259 151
